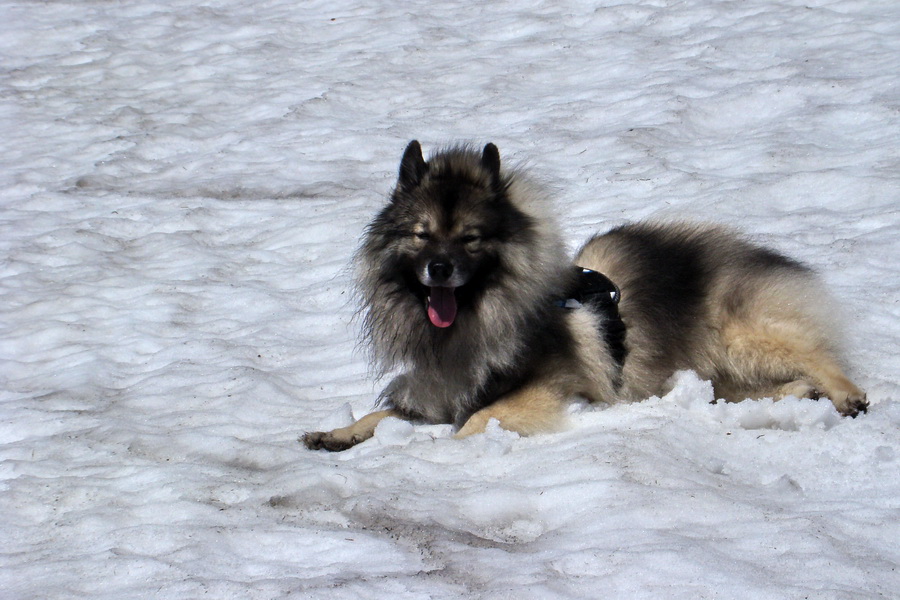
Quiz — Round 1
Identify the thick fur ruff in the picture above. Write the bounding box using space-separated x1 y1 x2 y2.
355 142 589 425
303 142 866 452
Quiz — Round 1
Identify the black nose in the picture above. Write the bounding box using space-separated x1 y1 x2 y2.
427 260 454 282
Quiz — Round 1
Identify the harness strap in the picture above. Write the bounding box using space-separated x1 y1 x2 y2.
558 267 628 367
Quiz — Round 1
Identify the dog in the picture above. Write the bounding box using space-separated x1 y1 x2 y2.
302 141 867 451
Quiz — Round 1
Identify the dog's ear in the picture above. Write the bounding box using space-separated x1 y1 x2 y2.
481 143 503 191
481 143 500 179
398 140 427 190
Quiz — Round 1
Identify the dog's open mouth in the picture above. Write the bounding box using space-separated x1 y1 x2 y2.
426 286 457 328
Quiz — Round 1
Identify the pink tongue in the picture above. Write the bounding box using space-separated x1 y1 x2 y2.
427 287 457 328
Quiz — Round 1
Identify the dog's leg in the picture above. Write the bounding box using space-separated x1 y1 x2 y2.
303 409 402 451
722 322 867 417
455 384 567 439
798 358 867 416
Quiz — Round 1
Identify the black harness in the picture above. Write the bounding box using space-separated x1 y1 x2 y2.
557 267 627 367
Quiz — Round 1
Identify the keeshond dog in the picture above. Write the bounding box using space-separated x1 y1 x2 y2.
303 141 867 451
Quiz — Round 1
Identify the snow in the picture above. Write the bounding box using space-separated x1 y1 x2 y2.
2 0 899 598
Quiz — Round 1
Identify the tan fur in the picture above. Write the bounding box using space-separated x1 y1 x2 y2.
565 308 621 404
303 410 401 452
716 321 864 411
454 381 568 438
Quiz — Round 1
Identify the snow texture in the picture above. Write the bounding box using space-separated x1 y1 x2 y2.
2 0 899 598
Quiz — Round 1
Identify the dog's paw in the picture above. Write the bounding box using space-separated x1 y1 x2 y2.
829 390 869 418
301 431 360 452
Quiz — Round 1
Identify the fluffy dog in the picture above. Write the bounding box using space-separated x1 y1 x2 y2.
303 141 866 451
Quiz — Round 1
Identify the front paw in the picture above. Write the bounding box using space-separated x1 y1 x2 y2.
302 430 360 452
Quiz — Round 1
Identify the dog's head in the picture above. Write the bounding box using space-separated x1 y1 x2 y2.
362 141 534 328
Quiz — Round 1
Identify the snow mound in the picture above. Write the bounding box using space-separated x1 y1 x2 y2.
665 370 844 431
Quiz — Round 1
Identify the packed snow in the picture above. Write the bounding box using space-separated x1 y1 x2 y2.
2 0 899 598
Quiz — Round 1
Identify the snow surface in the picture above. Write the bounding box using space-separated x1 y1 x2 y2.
2 0 899 598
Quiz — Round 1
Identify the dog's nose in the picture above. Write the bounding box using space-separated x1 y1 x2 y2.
427 260 454 282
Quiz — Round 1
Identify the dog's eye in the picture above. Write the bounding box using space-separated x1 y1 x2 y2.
414 231 431 240
461 234 481 244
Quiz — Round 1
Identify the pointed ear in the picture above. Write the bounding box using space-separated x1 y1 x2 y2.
481 143 501 188
398 140 427 190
